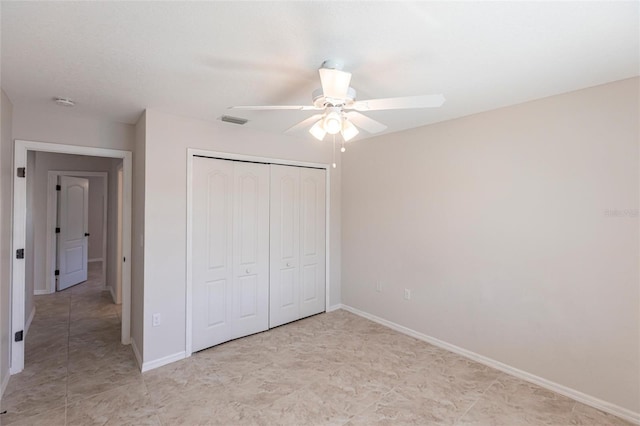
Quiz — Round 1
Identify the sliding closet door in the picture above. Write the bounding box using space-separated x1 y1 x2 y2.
270 165 326 328
192 157 269 352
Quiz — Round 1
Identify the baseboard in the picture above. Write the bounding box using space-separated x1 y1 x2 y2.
25 306 36 336
141 351 186 373
1 367 10 398
34 289 50 296
326 304 342 312
88 258 103 263
130 338 143 371
340 304 640 425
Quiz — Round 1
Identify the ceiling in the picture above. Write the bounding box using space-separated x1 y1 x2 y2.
1 1 638 141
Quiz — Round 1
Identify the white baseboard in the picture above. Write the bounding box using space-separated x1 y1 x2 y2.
326 304 342 312
88 258 103 263
141 351 186 373
340 304 640 425
25 306 36 336
1 368 10 398
34 289 50 296
130 338 143 371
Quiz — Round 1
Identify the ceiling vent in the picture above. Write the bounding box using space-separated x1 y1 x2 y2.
220 115 248 125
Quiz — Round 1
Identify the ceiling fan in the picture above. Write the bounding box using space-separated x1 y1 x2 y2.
230 60 446 144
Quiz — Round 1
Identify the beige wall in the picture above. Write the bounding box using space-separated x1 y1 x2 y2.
141 109 341 363
87 176 105 261
342 78 639 413
0 89 14 394
12 105 134 151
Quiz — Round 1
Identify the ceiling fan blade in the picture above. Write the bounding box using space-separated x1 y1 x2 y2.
229 105 319 111
285 114 323 133
319 68 352 100
345 111 387 134
350 94 445 111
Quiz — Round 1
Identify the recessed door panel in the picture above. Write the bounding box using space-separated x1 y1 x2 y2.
302 265 318 303
279 268 295 308
238 275 258 319
207 172 229 271
206 279 227 327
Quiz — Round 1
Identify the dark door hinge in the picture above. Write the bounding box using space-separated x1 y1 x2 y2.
56 184 61 191
54 269 60 276
17 167 25 178
123 257 126 263
16 249 24 259
55 227 60 234
14 331 23 342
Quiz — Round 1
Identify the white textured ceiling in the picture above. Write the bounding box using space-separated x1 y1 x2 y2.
1 1 638 141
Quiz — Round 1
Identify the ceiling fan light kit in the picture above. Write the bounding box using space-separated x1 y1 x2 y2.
231 59 446 165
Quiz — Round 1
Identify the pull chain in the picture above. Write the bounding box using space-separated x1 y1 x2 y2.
341 137 346 153
332 135 337 168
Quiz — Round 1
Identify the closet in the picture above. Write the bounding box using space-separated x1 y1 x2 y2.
191 156 326 352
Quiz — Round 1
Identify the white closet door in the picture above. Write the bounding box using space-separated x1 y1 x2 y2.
192 158 234 351
192 158 270 352
299 167 326 318
57 176 89 291
270 165 326 327
231 161 270 339
269 165 301 328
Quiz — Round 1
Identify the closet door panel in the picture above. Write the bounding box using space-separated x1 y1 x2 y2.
299 168 326 318
232 162 270 339
269 165 300 328
192 158 234 351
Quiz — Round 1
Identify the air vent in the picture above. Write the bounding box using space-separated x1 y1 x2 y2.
221 115 248 125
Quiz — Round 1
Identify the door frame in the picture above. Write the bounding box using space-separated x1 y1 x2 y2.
185 149 331 357
11 140 132 374
44 171 108 295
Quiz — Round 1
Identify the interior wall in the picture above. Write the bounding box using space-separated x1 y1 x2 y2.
87 176 105 261
341 77 639 413
12 105 134 151
141 109 341 364
0 89 14 394
31 152 119 293
131 111 146 362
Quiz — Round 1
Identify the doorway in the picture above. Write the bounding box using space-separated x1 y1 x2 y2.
44 171 108 295
11 140 132 374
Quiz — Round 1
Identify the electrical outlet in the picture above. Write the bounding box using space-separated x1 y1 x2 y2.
152 313 161 327
404 289 411 300
376 281 382 293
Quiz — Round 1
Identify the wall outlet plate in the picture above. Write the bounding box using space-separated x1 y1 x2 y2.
404 289 411 300
152 313 161 327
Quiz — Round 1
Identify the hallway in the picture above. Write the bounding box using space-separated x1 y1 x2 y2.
1 262 138 425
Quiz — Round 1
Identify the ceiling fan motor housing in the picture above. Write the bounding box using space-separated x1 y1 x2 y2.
312 87 356 108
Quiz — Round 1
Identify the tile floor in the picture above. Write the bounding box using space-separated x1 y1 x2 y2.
1 262 632 425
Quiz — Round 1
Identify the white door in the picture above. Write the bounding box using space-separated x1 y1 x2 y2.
269 165 301 327
57 176 89 291
298 167 326 318
270 166 326 327
192 157 270 352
